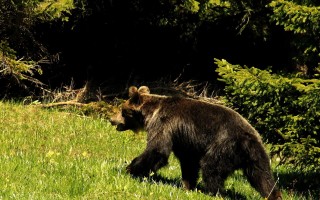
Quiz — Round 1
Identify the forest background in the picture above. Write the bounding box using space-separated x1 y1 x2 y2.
1 0 320 197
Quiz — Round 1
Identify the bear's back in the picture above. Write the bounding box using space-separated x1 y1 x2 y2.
143 94 260 138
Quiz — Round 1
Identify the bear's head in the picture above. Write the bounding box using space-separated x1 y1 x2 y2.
109 86 150 132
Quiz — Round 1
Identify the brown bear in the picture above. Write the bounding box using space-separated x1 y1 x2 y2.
110 85 282 200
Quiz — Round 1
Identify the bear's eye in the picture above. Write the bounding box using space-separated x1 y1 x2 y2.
122 109 134 117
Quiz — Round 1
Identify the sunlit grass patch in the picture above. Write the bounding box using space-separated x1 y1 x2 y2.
0 101 319 199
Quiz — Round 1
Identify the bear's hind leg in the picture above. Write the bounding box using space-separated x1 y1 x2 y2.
200 148 235 196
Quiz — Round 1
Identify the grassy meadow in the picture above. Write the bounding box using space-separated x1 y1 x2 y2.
0 101 318 199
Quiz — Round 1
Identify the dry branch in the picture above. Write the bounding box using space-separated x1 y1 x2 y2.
38 101 87 108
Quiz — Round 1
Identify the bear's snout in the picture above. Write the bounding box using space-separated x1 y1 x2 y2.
109 112 125 126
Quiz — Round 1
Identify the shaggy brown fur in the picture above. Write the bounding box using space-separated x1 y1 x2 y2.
110 86 282 200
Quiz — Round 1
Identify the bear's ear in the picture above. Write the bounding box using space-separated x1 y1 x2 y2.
138 86 150 95
128 86 138 98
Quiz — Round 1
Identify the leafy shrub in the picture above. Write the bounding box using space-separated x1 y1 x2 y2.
268 0 320 72
0 41 43 90
215 58 320 171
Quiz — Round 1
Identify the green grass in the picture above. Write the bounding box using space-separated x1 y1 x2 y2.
0 101 318 199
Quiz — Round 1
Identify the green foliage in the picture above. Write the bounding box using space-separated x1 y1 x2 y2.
0 41 43 88
269 0 320 71
0 0 76 41
176 0 200 14
215 58 320 171
34 0 75 22
269 0 320 34
141 0 270 40
0 0 77 94
153 0 320 70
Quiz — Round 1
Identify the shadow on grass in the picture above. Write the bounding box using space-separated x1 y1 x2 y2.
116 165 320 199
133 174 247 200
276 171 320 199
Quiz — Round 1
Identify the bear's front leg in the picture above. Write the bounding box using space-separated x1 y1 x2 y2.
126 129 172 177
126 148 170 177
178 157 200 190
126 156 149 177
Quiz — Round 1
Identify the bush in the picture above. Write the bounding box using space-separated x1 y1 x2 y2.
0 41 43 93
215 58 320 171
